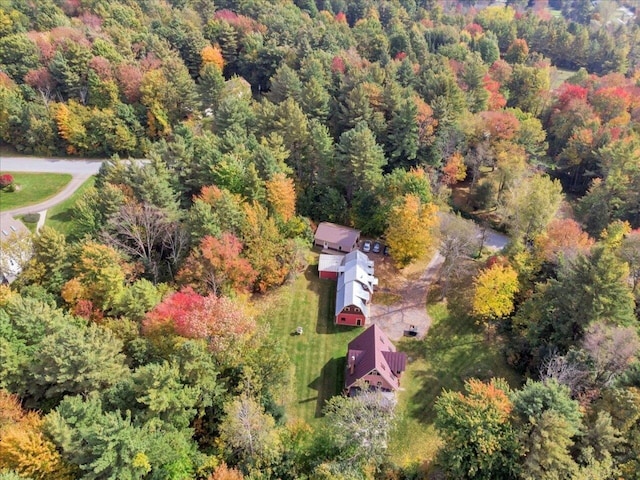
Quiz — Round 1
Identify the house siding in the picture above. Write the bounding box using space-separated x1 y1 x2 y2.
336 310 366 327
314 239 357 252
319 270 339 280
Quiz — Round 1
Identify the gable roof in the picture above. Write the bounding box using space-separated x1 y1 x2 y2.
335 250 378 316
0 215 29 238
314 222 360 250
345 324 407 391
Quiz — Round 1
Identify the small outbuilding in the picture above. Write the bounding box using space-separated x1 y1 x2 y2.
345 324 407 395
318 254 343 280
314 222 360 253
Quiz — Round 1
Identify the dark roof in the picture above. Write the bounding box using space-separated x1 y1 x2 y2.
345 324 407 391
383 351 407 374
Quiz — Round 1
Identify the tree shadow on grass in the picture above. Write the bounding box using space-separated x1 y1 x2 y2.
398 309 507 424
47 210 73 224
306 357 345 418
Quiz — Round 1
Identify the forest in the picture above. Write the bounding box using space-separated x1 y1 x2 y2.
1 0 640 478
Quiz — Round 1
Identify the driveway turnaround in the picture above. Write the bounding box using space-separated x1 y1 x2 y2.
0 156 103 217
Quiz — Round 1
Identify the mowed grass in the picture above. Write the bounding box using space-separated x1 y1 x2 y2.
388 302 521 467
46 176 95 235
260 254 363 424
0 172 72 211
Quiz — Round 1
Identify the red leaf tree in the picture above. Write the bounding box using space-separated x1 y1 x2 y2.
143 288 255 353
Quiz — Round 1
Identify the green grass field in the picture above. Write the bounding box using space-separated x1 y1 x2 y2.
261 252 520 468
551 67 578 89
0 172 72 211
260 255 362 424
46 176 95 235
387 302 520 467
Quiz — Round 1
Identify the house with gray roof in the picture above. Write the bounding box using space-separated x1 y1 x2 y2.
345 324 407 395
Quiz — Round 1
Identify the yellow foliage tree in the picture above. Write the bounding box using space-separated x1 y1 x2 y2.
265 172 296 221
472 263 519 320
0 390 74 480
54 101 88 155
201 45 225 71
385 194 439 267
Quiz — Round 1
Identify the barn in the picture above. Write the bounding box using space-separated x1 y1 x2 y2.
334 250 377 326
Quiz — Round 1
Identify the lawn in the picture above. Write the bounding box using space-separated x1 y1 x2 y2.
259 253 363 424
387 301 521 468
0 172 72 212
46 176 95 235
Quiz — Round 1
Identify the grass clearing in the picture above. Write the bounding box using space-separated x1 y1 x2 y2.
388 301 521 467
551 67 578 89
46 176 95 236
259 253 362 424
0 172 72 211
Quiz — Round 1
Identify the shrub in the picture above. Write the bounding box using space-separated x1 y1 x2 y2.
0 173 14 188
21 212 40 223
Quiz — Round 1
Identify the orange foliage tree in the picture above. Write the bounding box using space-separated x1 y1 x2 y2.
534 218 594 263
201 45 225 71
265 172 296 221
177 233 257 295
442 152 467 185
0 390 74 479
208 462 244 480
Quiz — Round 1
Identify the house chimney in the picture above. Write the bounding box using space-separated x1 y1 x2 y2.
350 355 355 375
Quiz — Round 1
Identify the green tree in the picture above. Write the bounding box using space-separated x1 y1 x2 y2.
45 394 196 479
219 393 281 472
499 174 563 243
28 322 129 407
337 122 387 202
520 411 579 480
524 246 635 352
435 378 521 480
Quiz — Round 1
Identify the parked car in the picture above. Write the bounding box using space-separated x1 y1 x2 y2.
362 240 372 253
383 245 390 256
372 241 381 254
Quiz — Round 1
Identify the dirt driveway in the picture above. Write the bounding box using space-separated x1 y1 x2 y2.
369 222 508 341
369 252 444 341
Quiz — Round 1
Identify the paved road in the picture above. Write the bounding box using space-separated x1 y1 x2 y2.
0 156 103 217
0 156 103 176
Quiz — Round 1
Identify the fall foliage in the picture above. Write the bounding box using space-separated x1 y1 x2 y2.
385 194 439 267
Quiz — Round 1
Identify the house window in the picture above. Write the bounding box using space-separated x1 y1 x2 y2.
377 381 382 387
356 319 361 326
354 308 360 313
338 246 342 251
341 317 346 322
344 306 350 312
